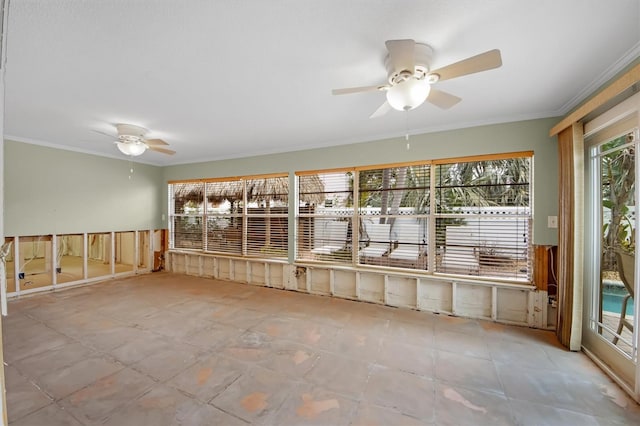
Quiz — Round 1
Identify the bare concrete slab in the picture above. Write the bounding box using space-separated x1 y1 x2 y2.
3 272 640 425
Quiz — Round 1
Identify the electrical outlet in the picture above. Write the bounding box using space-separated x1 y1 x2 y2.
548 216 558 228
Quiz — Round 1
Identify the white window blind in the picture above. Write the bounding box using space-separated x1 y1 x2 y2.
245 176 289 258
169 175 289 259
358 164 430 270
170 182 204 250
297 171 353 264
205 180 243 255
434 157 532 280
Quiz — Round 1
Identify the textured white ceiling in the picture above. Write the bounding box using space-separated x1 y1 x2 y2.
5 0 640 165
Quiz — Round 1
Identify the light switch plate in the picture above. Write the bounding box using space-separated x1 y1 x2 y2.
548 215 558 228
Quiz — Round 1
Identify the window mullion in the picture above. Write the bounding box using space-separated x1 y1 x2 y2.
202 182 207 252
429 164 436 273
242 180 247 256
352 170 359 265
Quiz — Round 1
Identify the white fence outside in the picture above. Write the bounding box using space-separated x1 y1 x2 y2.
311 206 530 259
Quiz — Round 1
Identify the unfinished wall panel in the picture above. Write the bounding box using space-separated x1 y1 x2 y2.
202 256 216 278
137 231 150 270
185 254 201 276
5 237 15 293
165 251 549 329
18 236 53 290
269 263 285 289
496 287 528 324
88 232 111 278
455 283 492 319
115 231 135 274
218 258 231 280
294 267 307 291
234 260 247 283
333 270 357 299
418 279 452 313
56 234 84 284
309 268 331 295
249 262 266 286
170 252 186 274
358 272 385 304
386 276 417 308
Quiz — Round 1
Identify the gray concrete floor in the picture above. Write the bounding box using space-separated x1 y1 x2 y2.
3 272 640 425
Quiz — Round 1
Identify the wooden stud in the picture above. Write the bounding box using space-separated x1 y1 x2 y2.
51 234 58 288
491 286 497 321
110 232 116 277
133 231 139 274
329 269 335 295
383 275 389 305
451 281 457 316
82 234 88 280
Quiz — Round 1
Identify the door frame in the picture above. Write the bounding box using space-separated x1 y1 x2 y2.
582 90 640 400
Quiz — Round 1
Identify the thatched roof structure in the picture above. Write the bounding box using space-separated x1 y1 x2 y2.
172 182 204 204
247 177 288 202
247 175 325 205
206 180 244 204
172 175 325 206
298 174 325 205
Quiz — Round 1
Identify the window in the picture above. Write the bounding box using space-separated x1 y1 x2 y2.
434 156 532 280
206 179 243 255
168 174 289 259
245 176 289 257
358 164 430 269
297 171 353 264
170 182 204 250
169 153 532 282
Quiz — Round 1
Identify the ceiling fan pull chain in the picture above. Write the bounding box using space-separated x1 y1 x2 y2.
405 110 410 150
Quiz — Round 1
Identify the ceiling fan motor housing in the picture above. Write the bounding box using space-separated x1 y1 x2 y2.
116 123 147 140
385 43 433 84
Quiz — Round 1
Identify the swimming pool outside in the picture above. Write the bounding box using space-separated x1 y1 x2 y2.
603 280 634 316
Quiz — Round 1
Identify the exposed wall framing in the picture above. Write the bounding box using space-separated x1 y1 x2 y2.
167 250 553 329
5 230 159 298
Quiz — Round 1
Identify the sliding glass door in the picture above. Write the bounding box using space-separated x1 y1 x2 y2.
584 92 640 398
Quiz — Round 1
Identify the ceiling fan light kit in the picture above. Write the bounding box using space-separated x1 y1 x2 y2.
332 39 502 117
116 140 147 156
386 78 431 111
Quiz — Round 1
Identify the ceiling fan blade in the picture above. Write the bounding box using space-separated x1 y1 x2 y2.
429 49 502 82
148 146 175 155
369 101 391 119
427 88 462 109
332 85 387 95
385 39 416 73
145 138 169 146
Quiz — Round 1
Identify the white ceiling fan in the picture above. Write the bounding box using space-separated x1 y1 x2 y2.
97 123 176 157
332 39 502 118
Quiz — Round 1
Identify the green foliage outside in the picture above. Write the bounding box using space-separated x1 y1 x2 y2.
352 158 530 246
601 133 635 270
